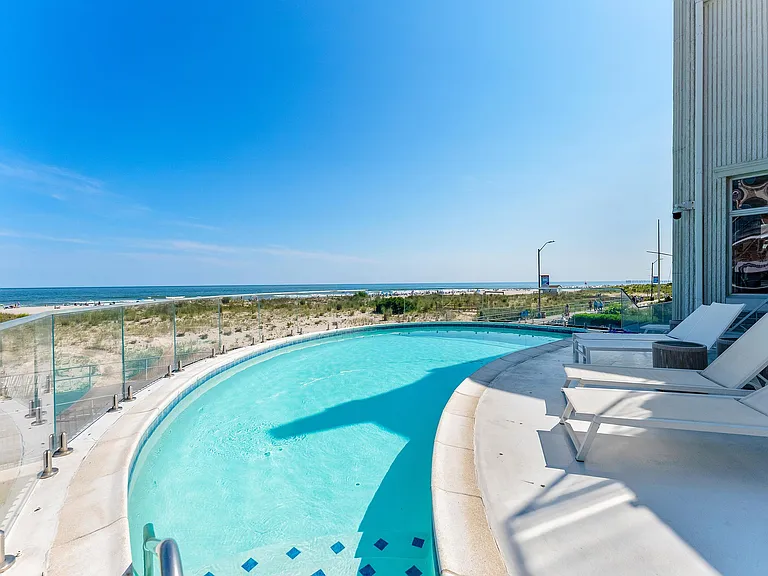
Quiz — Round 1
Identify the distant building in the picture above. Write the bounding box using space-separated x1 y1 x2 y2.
673 0 768 317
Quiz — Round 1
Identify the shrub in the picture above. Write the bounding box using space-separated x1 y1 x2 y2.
373 297 415 315
603 302 622 315
571 313 622 328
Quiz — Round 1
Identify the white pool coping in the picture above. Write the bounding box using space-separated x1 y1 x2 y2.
6 322 574 576
430 339 571 576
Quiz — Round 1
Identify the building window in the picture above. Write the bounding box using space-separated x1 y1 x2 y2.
731 173 768 294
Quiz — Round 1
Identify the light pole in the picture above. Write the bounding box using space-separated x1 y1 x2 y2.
537 240 555 318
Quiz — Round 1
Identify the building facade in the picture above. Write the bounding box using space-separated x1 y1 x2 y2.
673 0 768 317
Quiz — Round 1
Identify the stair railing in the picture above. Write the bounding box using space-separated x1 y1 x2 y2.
143 523 183 576
727 297 768 333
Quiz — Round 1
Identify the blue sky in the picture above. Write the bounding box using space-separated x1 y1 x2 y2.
0 1 673 287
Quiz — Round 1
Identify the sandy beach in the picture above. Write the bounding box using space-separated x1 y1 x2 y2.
1 288 542 319
2 304 92 317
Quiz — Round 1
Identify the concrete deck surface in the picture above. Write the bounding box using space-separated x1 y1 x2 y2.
476 346 768 576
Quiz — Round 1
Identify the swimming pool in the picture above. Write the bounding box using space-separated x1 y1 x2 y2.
128 326 562 576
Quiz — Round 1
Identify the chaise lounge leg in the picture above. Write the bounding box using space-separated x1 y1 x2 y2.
572 338 579 363
575 419 600 462
559 400 574 423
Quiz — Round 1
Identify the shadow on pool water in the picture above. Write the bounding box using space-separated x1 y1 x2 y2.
270 356 497 575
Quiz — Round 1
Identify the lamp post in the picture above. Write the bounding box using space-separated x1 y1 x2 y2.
537 240 555 319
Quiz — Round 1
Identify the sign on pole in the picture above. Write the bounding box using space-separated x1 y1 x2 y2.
540 274 550 288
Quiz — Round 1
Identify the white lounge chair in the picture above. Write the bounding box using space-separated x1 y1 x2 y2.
573 302 744 364
560 385 768 461
570 304 712 361
563 311 768 395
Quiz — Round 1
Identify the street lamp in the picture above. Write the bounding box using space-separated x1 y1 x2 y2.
537 240 555 318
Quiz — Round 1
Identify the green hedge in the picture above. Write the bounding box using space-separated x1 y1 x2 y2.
570 312 622 329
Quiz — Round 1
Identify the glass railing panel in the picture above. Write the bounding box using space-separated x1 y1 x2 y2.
563 290 624 329
619 290 642 333
648 299 674 326
435 292 446 322
0 317 55 531
288 296 303 335
53 308 122 440
473 287 628 327
174 299 220 367
292 295 332 335
290 297 304 335
123 303 175 392
258 296 306 341
259 296 281 342
620 289 673 333
220 297 257 352
447 291 481 322
371 294 408 324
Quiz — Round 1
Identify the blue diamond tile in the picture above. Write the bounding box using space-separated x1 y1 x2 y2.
286 547 301 559
406 567 423 576
311 571 326 576
204 573 215 576
241 558 258 572
373 538 388 551
330 541 345 554
411 537 425 549
360 565 376 576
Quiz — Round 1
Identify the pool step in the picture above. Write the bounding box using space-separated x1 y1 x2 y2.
196 530 434 576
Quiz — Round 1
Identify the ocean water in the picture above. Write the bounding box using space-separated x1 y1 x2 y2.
0 282 638 306
128 327 562 576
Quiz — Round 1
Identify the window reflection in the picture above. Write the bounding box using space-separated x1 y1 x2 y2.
732 174 768 211
732 214 768 293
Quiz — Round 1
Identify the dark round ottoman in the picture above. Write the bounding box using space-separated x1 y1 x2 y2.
716 336 739 356
652 340 708 370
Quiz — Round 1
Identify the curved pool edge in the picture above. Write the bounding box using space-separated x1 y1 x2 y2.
16 322 577 576
431 337 573 576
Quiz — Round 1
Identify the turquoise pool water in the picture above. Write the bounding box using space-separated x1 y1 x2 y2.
128 327 562 576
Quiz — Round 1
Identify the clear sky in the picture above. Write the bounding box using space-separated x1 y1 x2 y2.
0 1 673 288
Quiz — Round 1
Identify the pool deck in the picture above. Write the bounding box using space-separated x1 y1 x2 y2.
435 340 768 576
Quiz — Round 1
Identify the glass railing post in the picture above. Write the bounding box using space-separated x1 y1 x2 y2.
51 314 57 437
257 298 262 342
616 291 622 330
218 300 222 354
121 307 126 399
172 303 177 369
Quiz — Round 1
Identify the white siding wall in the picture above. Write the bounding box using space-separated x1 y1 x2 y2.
674 0 768 317
673 0 697 318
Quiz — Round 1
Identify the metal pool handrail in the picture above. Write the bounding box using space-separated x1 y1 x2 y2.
143 523 183 576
